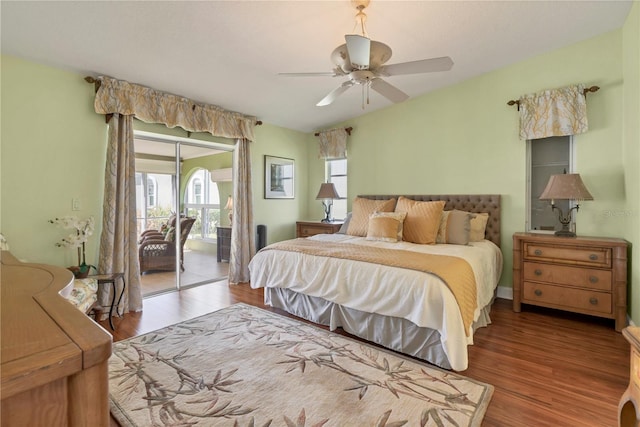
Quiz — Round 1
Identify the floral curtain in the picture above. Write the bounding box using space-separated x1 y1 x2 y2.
92 75 258 305
98 114 143 315
518 84 588 140
317 128 349 159
229 138 255 284
94 76 256 140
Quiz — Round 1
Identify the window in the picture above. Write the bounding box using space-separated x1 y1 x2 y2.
527 136 573 232
146 177 157 207
184 169 221 240
326 158 347 220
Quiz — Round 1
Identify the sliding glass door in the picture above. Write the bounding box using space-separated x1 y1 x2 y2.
134 132 233 296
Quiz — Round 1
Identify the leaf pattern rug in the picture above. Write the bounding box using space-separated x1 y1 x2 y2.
109 303 493 426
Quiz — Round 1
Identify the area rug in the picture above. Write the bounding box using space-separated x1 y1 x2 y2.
109 303 493 426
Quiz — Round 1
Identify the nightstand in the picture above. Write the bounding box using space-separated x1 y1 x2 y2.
296 221 343 238
512 232 628 331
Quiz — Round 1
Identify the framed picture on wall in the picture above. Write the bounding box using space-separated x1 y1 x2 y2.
264 155 295 199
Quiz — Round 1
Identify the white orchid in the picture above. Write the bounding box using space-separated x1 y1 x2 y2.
49 216 96 274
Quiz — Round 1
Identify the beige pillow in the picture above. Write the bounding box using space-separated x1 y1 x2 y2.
469 212 489 242
346 197 397 237
394 197 446 244
366 212 407 242
437 210 474 245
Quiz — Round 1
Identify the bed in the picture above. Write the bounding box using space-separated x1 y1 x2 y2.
249 195 502 371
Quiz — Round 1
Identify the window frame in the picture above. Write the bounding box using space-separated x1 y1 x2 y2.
325 158 347 221
525 135 576 233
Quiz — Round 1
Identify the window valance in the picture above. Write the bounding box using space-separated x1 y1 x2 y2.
315 127 352 159
516 84 590 140
93 76 256 141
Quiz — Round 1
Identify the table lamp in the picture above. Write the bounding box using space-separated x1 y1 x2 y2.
315 183 341 223
539 173 593 237
225 196 233 225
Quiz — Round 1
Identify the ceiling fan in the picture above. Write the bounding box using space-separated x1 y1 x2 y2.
280 0 454 108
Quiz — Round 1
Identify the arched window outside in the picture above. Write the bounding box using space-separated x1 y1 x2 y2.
147 177 157 207
184 169 221 240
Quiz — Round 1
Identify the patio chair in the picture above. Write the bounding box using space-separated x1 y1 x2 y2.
138 216 196 274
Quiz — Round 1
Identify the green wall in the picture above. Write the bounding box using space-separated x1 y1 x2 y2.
0 55 308 268
307 27 639 323
622 1 640 323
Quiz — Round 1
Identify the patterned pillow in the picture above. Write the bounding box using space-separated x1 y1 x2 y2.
366 212 407 242
395 197 446 244
469 212 489 242
346 197 397 237
437 210 474 245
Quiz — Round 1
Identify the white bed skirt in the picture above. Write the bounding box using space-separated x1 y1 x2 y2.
265 287 493 371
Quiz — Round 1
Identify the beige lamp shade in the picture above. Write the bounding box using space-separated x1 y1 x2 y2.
224 196 233 210
539 174 594 202
316 183 341 200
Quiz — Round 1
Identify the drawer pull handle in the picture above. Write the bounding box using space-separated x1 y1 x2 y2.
534 289 542 297
589 297 598 305
589 254 598 261
534 269 542 276
534 249 542 256
589 276 598 283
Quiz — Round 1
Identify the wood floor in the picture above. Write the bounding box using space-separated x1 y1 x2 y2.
98 281 630 427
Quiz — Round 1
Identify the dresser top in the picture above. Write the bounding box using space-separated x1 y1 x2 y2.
513 232 628 246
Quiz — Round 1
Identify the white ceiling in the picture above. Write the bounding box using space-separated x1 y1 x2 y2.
1 1 633 134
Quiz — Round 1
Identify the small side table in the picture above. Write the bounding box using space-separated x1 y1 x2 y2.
91 273 126 330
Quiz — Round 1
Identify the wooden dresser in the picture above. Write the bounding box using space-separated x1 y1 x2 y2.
512 233 628 331
296 220 343 238
1 251 112 426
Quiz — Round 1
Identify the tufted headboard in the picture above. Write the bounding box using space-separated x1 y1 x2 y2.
358 194 501 247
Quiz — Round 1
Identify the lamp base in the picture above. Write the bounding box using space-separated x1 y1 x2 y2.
321 218 331 223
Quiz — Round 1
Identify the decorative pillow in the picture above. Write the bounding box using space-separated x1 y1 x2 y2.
164 226 176 242
346 197 397 237
469 212 490 242
394 197 446 244
337 212 352 234
437 210 474 245
366 212 407 242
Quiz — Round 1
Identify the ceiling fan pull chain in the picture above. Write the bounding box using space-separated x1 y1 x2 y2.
367 81 370 105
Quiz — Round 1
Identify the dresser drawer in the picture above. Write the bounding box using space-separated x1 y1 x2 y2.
522 282 612 315
523 243 611 268
523 262 612 291
299 225 330 237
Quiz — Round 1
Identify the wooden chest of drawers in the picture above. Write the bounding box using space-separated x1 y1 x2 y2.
513 232 628 331
296 221 343 238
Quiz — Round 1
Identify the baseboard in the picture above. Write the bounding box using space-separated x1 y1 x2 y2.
496 285 513 300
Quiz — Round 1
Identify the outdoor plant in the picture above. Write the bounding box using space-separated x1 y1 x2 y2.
49 215 96 277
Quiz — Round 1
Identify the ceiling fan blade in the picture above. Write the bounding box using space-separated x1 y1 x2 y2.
345 34 370 69
381 56 454 76
278 72 337 77
316 81 354 107
370 78 409 103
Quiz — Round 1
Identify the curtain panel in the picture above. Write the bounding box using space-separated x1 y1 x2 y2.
518 84 588 140
229 139 255 284
98 114 143 315
94 76 256 141
317 128 349 159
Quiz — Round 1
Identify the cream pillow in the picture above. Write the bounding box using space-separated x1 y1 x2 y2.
436 210 474 245
394 197 446 244
469 212 489 242
366 212 407 242
346 197 397 237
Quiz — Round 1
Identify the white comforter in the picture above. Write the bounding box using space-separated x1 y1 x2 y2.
249 233 503 370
